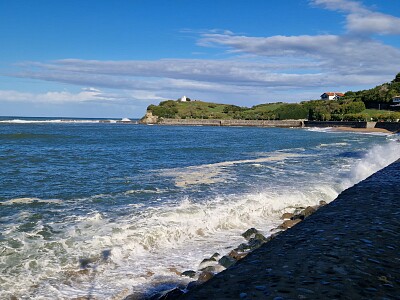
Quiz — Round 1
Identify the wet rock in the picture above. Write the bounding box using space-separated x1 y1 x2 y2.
181 270 196 278
278 219 302 229
281 212 294 220
291 206 316 220
319 200 327 206
239 292 248 298
228 249 248 260
157 288 185 300
236 243 252 252
198 271 214 283
241 228 259 240
247 237 265 250
211 252 220 259
302 206 317 218
200 264 226 273
198 258 217 269
218 255 237 268
254 233 268 242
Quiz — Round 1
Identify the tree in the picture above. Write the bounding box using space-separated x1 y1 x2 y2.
392 72 400 83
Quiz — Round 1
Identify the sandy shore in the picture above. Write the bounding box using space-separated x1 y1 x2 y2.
180 160 400 299
330 126 393 134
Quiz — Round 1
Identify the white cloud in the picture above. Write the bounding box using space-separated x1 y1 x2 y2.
347 12 400 35
311 0 400 35
0 88 115 104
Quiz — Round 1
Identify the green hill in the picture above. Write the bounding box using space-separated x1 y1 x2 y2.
144 73 400 122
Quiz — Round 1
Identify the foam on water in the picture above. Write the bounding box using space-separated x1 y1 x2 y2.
1 138 399 299
0 119 102 124
1 197 63 205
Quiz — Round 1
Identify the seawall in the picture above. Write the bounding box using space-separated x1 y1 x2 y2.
180 160 400 299
140 117 400 132
157 118 303 128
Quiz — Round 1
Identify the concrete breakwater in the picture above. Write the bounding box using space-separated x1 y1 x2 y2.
155 118 303 128
179 160 400 299
140 116 400 132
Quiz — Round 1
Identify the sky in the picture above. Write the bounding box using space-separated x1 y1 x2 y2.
0 0 399 118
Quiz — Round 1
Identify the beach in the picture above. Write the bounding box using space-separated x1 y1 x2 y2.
330 126 393 134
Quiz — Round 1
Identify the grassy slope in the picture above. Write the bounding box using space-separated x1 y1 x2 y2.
173 101 285 119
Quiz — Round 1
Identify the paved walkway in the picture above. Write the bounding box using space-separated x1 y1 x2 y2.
181 161 400 299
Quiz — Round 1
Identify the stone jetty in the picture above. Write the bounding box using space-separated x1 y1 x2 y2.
178 160 400 299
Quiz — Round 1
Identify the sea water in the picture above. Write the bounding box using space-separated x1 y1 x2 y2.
1 118 399 299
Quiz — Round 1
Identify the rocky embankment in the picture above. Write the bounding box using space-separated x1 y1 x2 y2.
176 160 400 299
132 202 328 300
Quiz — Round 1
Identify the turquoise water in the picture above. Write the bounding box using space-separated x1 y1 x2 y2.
1 118 399 299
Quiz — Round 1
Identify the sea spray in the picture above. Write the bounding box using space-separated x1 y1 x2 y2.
340 141 400 190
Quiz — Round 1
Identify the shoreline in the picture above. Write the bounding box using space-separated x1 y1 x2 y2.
140 116 400 133
327 126 393 134
178 160 400 299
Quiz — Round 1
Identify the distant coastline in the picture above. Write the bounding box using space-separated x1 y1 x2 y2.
139 115 400 133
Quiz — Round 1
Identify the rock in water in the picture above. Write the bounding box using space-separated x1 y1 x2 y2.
181 270 196 278
198 271 214 283
281 212 294 220
218 255 237 268
157 288 185 300
241 228 259 240
278 219 302 229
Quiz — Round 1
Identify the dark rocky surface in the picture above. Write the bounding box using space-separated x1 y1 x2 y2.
180 160 400 299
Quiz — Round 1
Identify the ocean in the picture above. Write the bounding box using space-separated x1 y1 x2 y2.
1 118 399 299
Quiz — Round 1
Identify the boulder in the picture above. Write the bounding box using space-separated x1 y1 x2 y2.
278 219 302 229
291 206 316 220
281 212 294 220
228 249 248 260
218 255 237 268
319 200 327 206
236 243 252 252
157 288 184 300
241 228 259 240
198 258 217 270
198 271 214 283
181 270 196 278
301 206 317 218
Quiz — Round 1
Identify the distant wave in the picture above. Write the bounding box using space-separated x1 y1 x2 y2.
0 119 102 124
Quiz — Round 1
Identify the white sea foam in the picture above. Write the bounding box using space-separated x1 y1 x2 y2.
340 141 400 189
0 119 101 124
1 197 62 205
162 152 306 187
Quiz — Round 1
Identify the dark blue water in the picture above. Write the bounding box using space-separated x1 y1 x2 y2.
1 119 399 299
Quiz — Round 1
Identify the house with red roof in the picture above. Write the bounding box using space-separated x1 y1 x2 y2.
320 92 345 100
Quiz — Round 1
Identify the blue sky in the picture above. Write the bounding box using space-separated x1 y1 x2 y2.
0 0 399 118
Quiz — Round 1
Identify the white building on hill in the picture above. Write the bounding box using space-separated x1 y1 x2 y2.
320 92 345 100
178 95 188 102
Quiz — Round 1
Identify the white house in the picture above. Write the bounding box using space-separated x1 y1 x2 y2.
320 92 345 100
178 95 188 102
